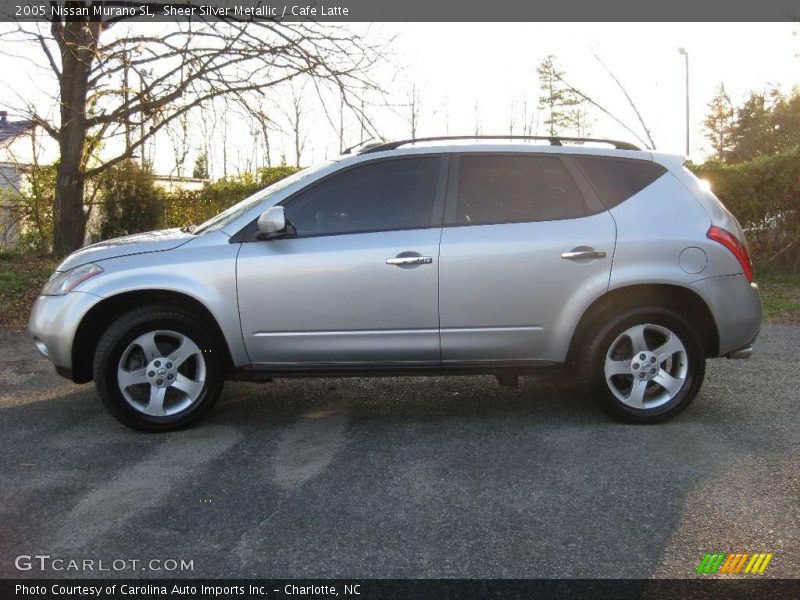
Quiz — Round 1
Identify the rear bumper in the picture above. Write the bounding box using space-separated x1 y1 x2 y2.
726 344 753 359
690 274 762 357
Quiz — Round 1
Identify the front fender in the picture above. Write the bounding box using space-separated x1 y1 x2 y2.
80 242 249 368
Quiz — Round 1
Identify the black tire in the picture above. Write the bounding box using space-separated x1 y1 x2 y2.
581 306 705 423
93 305 224 432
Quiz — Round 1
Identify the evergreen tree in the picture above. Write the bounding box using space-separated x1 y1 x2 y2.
704 87 800 163
772 87 800 154
728 91 777 162
98 160 164 239
703 83 735 161
537 55 584 136
192 151 209 179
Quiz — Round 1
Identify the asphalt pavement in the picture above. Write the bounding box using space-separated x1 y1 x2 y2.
0 325 797 578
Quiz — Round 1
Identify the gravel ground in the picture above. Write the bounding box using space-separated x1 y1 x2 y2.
0 325 797 579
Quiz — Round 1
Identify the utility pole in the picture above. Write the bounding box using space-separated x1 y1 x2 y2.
123 52 131 155
678 47 690 156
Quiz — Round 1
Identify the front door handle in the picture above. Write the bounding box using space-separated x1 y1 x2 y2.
561 249 607 260
386 256 433 266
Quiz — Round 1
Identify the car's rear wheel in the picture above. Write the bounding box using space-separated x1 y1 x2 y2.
93 306 224 431
582 306 705 423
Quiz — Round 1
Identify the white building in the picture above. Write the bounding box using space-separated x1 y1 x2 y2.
0 111 59 249
1 110 207 249
0 111 59 190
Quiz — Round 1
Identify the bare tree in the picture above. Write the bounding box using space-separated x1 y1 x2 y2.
508 99 516 136
231 89 284 169
218 100 231 178
338 90 346 152
235 96 277 169
358 98 368 145
166 111 192 177
520 99 536 136
0 8 382 254
473 101 482 136
572 106 592 138
406 83 421 139
197 103 219 180
281 82 307 168
328 88 371 154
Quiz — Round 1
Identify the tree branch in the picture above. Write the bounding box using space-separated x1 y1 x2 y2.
591 51 656 149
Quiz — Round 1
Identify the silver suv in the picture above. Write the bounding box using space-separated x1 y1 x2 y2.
28 136 762 431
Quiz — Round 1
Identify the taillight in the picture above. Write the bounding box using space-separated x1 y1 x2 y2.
707 225 753 282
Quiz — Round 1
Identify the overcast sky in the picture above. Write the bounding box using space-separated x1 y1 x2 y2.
1 22 798 176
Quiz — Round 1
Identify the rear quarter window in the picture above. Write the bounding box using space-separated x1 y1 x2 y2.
574 156 667 209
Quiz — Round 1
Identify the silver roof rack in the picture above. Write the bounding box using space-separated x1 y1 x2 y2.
358 135 641 154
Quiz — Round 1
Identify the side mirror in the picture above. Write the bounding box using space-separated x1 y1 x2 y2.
257 206 286 237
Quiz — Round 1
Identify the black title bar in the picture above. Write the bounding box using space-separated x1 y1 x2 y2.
2 0 799 22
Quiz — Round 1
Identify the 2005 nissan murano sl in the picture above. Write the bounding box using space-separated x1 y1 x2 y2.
29 136 762 431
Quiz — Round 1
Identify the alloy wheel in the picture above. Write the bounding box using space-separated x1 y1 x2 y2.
603 323 688 409
116 330 206 417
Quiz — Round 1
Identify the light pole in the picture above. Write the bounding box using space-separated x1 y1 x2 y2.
678 47 689 156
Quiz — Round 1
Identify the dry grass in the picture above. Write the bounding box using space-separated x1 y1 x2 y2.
759 272 800 325
0 253 59 330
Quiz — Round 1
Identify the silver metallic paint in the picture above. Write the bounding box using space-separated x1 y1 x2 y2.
439 212 616 362
28 143 763 381
237 228 442 364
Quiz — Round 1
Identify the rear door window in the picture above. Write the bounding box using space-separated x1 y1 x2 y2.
454 154 589 225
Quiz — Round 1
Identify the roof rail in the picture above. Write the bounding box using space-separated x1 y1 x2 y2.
359 135 641 154
342 139 383 154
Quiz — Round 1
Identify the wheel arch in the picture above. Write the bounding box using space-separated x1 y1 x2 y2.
71 290 235 384
566 283 720 365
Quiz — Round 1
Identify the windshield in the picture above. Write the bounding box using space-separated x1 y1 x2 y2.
192 162 333 235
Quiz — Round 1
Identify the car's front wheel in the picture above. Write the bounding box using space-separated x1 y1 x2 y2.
582 306 705 423
93 306 224 431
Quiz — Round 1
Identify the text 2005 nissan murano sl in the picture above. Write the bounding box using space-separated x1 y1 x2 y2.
29 137 762 431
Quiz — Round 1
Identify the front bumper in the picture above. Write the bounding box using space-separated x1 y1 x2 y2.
28 291 103 378
690 274 762 357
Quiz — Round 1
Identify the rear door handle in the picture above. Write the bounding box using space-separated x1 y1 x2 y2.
561 249 607 260
386 256 433 266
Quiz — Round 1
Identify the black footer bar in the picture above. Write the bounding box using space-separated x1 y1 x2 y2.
4 579 800 600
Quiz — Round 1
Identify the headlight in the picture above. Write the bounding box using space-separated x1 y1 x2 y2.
42 263 104 296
